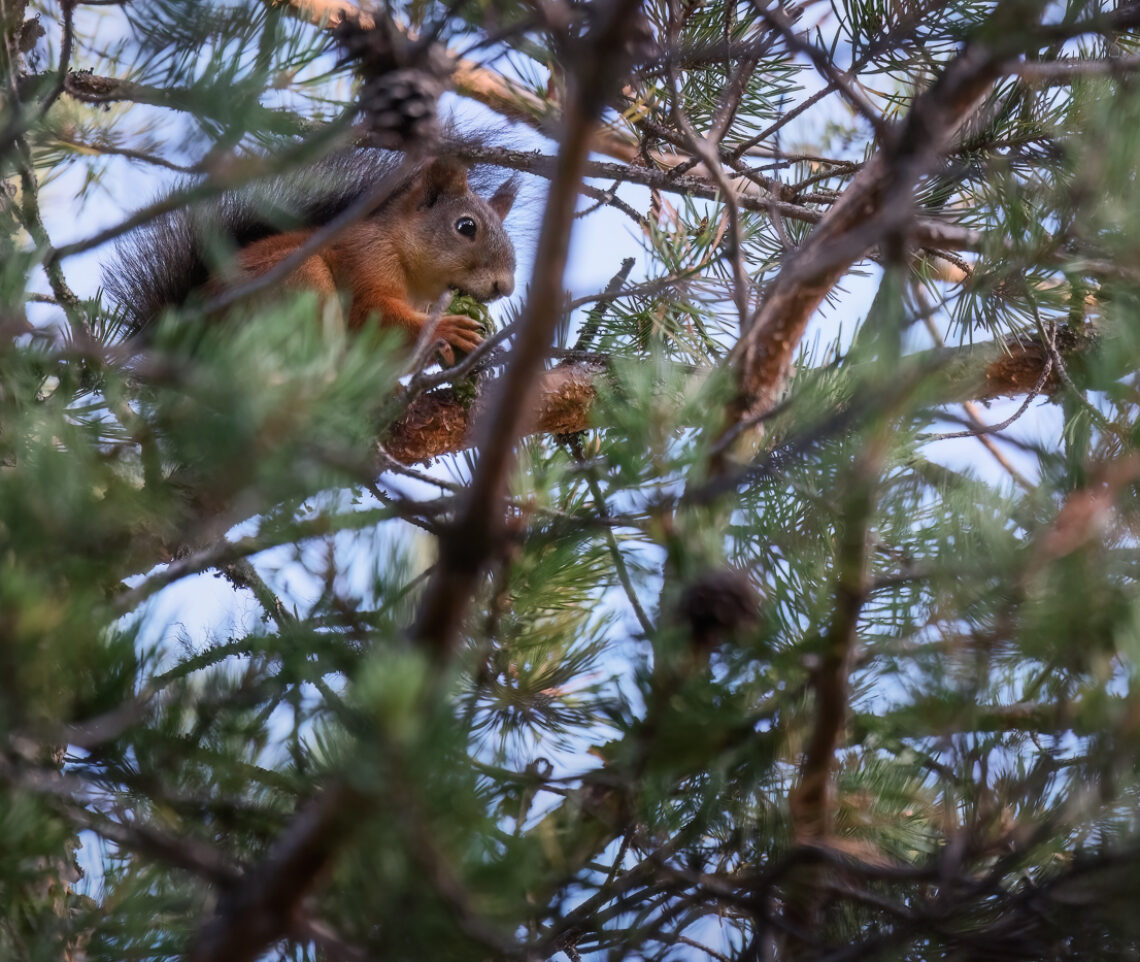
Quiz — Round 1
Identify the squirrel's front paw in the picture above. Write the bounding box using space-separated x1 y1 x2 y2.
433 313 485 365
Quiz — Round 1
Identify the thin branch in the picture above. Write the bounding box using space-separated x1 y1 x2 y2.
717 7 1035 464
728 79 838 163
750 1 889 143
113 505 402 614
960 402 1035 491
13 137 86 334
410 0 648 661
189 782 363 962
919 354 1052 440
574 257 635 352
568 436 656 638
63 70 316 136
52 135 203 172
220 558 297 627
0 0 75 156
447 141 986 256
788 437 880 844
663 18 752 331
1012 52 1140 82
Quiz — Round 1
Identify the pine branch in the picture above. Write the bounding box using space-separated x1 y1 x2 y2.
0 0 75 157
12 138 86 334
781 435 885 944
409 0 649 661
278 0 645 163
188 782 362 962
63 70 316 137
713 2 1140 455
718 17 1022 457
1014 53 1140 83
384 324 1097 463
384 356 603 463
88 319 1095 585
447 142 986 258
283 0 983 278
0 753 241 885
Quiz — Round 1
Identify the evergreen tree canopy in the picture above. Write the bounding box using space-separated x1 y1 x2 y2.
5 0 1140 959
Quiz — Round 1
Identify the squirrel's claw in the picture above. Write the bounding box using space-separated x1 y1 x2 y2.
436 313 485 360
435 342 456 366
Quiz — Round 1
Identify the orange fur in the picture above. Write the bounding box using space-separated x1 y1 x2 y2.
235 223 486 362
219 158 516 364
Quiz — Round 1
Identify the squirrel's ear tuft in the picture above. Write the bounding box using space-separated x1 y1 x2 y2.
419 157 469 206
489 176 518 220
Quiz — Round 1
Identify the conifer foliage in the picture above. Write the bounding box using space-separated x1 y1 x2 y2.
5 0 1140 959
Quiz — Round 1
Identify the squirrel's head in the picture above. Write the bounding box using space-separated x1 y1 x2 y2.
397 157 517 304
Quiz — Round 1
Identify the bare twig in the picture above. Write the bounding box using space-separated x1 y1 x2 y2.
919 355 1052 441
960 401 1036 491
663 15 752 331
749 1 889 143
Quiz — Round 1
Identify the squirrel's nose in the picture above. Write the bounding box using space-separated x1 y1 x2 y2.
494 277 515 298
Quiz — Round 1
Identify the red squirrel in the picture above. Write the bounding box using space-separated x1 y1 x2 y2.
106 150 517 362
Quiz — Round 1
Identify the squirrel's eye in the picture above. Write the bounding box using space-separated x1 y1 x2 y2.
455 216 477 239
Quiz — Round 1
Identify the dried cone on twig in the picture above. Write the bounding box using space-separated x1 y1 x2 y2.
677 568 761 655
332 14 454 150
